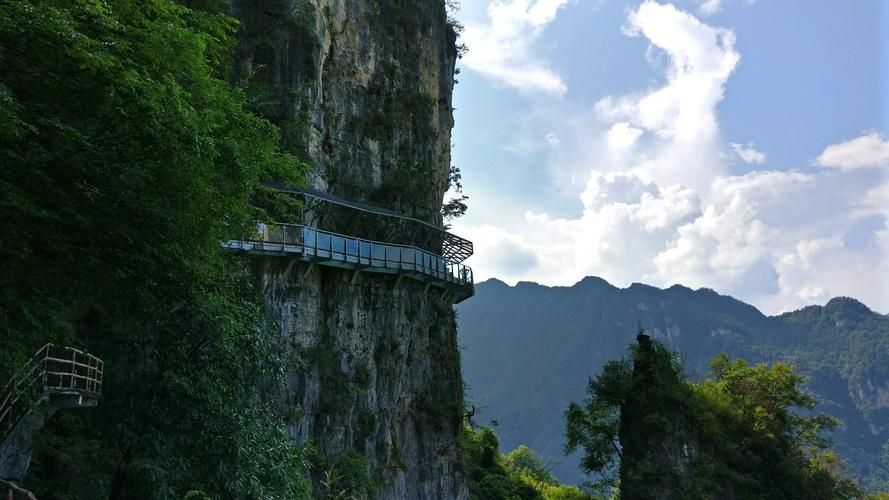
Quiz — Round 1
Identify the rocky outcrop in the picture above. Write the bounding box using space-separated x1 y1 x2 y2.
229 1 467 497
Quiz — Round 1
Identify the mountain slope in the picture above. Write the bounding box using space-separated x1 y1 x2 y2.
457 278 889 490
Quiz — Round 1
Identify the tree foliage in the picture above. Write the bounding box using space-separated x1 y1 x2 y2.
441 164 468 223
463 426 597 500
565 331 865 499
0 0 309 497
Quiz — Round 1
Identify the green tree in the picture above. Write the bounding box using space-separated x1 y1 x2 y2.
505 445 557 487
566 333 691 497
463 426 597 500
463 426 539 500
0 0 308 497
565 332 863 499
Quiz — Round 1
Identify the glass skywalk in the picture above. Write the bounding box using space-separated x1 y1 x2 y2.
226 222 474 302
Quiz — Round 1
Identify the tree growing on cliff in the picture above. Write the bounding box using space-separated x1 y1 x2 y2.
442 164 469 223
565 331 863 499
0 0 308 497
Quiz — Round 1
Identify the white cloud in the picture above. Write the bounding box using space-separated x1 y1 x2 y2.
597 0 739 189
699 0 722 16
456 224 539 279
465 167 888 313
545 132 561 146
462 0 571 96
697 0 756 16
607 122 643 149
460 2 889 313
730 142 767 164
814 131 889 170
650 171 815 300
863 182 889 218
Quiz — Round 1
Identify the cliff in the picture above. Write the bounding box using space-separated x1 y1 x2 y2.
229 1 467 497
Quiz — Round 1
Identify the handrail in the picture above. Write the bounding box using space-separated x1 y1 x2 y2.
274 186 474 263
273 185 443 232
0 344 103 442
236 222 474 288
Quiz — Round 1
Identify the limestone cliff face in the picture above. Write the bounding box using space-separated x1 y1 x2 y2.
232 0 456 222
229 1 467 497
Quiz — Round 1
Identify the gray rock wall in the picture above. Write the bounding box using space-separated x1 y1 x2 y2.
231 0 456 222
230 1 467 497
258 261 466 498
1 410 54 481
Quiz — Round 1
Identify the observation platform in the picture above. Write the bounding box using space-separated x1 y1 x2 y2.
1 345 103 482
226 222 474 303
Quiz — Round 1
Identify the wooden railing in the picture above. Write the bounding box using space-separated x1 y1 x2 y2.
0 344 103 443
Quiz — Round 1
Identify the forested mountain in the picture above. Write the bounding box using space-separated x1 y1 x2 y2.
457 278 889 490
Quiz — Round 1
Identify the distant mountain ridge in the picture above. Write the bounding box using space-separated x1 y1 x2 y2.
456 277 889 490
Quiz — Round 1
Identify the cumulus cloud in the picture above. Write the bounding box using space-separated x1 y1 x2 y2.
730 142 767 164
863 182 889 218
697 0 757 16
814 131 889 170
460 1 888 313
462 0 571 96
456 224 539 279
650 171 815 300
465 167 888 312
698 0 722 16
607 122 643 150
597 0 739 189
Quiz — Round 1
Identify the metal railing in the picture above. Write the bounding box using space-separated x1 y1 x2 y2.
231 222 474 288
273 186 474 263
0 345 103 441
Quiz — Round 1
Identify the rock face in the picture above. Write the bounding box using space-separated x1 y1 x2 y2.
258 261 466 498
1 410 55 481
231 0 456 222
229 1 466 497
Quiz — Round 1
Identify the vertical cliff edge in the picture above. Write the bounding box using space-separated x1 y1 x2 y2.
228 1 467 497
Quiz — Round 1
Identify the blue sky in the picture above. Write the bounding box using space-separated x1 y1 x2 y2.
450 0 888 314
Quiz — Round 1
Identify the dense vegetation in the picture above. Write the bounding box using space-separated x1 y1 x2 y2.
0 0 310 497
462 426 595 500
457 278 889 489
566 332 862 498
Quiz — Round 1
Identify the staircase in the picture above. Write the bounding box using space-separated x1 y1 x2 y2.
0 344 103 485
